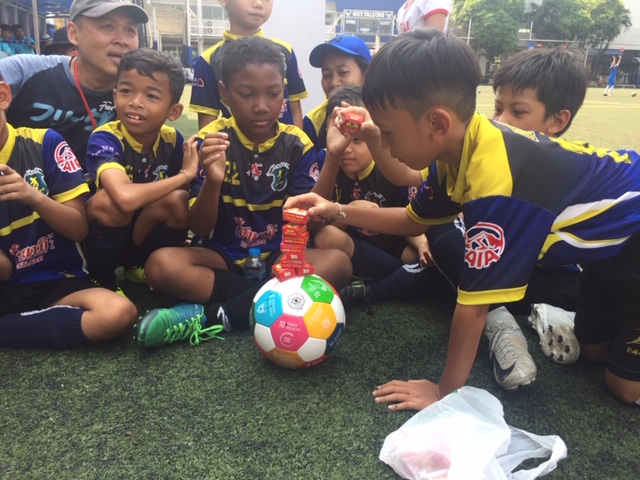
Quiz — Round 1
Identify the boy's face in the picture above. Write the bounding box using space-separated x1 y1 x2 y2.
369 103 436 170
219 63 284 145
493 85 555 135
339 138 372 176
68 12 140 83
321 53 365 96
219 0 273 35
113 69 182 141
1 29 11 40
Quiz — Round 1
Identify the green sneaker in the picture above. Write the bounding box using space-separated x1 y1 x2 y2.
125 266 146 284
135 303 224 349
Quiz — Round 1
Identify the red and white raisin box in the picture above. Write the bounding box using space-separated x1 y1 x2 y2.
283 207 309 224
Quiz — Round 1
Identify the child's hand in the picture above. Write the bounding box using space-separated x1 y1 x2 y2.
0 249 12 282
181 135 200 182
199 132 229 184
284 192 343 224
373 379 442 411
334 102 381 145
418 239 434 267
325 107 352 161
0 165 40 206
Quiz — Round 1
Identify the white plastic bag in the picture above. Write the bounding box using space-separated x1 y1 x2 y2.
379 387 567 480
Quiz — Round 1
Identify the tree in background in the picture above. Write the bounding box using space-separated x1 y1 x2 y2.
586 0 631 77
525 0 591 45
525 0 631 77
452 0 525 81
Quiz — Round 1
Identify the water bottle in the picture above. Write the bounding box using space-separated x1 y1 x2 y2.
244 247 267 282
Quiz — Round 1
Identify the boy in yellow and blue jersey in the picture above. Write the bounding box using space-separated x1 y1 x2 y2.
0 76 136 349
286 29 640 409
136 36 352 349
189 0 307 130
84 48 198 291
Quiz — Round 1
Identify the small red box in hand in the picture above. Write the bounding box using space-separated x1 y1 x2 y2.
340 112 364 136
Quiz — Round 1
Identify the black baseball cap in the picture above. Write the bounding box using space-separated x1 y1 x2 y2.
42 27 74 55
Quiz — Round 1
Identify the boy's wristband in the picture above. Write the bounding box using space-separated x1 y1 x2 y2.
325 203 346 224
179 169 190 184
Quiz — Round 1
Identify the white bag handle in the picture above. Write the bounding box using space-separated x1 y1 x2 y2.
499 426 568 480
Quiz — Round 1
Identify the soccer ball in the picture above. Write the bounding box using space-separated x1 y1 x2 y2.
632 92 637 97
250 275 346 368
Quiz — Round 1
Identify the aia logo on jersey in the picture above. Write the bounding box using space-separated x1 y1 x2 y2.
54 142 81 173
408 186 418 201
247 163 263 181
464 222 505 270
267 162 289 191
309 162 320 181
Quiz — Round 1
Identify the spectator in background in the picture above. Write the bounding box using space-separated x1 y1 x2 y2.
42 27 76 56
40 33 52 52
10 24 35 54
0 24 14 57
397 0 453 34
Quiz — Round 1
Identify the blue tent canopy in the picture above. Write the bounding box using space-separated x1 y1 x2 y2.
9 0 72 16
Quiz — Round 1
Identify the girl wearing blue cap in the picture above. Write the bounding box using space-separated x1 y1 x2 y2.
303 35 371 151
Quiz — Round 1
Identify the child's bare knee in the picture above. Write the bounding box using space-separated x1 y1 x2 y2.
605 369 640 405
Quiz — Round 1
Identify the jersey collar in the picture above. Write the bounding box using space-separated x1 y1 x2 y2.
231 116 281 153
343 158 375 180
223 29 264 42
118 121 162 156
0 124 16 165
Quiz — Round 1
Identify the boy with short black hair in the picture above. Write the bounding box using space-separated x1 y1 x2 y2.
0 75 137 349
492 47 588 136
137 36 351 349
286 29 640 408
190 0 307 130
83 48 198 291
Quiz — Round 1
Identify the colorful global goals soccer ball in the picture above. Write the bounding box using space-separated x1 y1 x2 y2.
250 275 346 368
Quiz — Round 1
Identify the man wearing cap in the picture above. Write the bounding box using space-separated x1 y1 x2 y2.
0 0 148 169
303 34 372 151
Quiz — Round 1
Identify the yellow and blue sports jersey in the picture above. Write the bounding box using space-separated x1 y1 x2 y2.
408 113 640 306
189 29 308 125
321 149 412 254
191 117 320 262
0 125 89 284
85 121 183 189
303 99 328 151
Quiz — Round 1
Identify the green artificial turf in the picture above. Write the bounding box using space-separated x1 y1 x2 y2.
1 284 638 479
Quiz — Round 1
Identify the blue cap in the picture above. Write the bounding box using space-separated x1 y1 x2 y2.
309 35 372 68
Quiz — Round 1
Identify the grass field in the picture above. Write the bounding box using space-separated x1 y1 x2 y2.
1 86 639 479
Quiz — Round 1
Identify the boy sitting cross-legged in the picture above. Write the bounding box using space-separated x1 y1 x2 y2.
83 48 198 292
0 76 136 349
286 29 640 408
136 36 352 349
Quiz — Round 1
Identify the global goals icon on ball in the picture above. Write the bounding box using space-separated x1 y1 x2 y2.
250 275 346 368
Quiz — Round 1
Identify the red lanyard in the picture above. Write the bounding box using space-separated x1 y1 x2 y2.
72 57 98 129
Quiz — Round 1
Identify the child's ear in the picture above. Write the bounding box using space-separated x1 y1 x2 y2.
0 82 12 110
167 103 184 122
546 110 571 136
218 80 227 104
424 108 452 139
